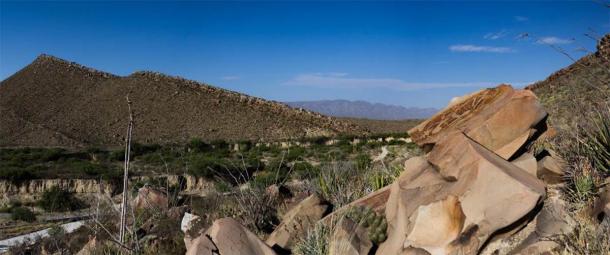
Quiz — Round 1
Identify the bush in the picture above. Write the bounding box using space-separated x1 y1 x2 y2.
38 186 84 212
187 138 211 152
11 207 36 222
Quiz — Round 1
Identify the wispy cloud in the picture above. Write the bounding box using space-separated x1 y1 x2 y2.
484 30 508 40
449 44 514 53
514 16 529 22
536 36 574 45
283 73 529 90
221 75 240 81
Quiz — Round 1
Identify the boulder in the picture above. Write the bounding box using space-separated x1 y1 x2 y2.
132 186 168 211
536 155 565 184
409 85 547 160
181 212 201 248
266 194 330 250
329 218 373 255
510 197 575 255
377 133 546 255
186 217 276 255
512 153 538 177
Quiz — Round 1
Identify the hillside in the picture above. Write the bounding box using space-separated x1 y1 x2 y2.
526 34 610 131
0 55 366 148
286 100 437 120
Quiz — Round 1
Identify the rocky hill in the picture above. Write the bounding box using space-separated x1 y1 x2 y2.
286 100 437 120
526 34 610 131
0 55 365 148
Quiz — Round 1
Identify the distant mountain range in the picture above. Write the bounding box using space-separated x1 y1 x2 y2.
286 100 438 120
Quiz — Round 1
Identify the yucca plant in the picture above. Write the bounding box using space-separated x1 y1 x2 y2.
580 108 610 175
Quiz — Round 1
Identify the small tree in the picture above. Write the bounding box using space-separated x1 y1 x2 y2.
38 186 83 212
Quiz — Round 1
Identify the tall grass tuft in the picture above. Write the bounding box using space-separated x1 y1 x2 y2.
579 108 610 175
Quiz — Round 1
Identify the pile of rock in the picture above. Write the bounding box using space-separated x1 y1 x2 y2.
181 85 587 255
323 85 572 255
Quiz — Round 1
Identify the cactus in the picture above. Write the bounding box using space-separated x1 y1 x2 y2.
347 205 388 245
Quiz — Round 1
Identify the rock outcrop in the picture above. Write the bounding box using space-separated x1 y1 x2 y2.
378 133 546 254
319 85 564 255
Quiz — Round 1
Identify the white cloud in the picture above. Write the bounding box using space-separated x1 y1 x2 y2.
283 73 529 90
536 36 574 45
449 44 514 53
221 76 240 81
514 16 529 22
484 30 508 40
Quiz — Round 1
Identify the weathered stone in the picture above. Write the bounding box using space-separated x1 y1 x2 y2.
536 155 565 184
186 217 276 255
329 218 373 255
377 133 545 255
266 194 330 250
510 197 574 255
512 153 538 177
181 212 201 248
409 85 547 160
591 178 610 221
76 237 98 255
132 186 168 210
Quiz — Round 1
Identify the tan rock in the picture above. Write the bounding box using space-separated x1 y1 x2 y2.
511 153 538 177
186 217 276 255
132 186 168 210
536 155 565 184
329 218 373 255
266 194 330 250
76 237 98 255
590 179 610 221
510 196 574 255
409 85 547 160
377 133 545 255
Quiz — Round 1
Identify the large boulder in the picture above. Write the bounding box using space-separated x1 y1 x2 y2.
409 85 547 160
266 194 330 250
377 133 546 255
329 218 373 255
132 186 169 211
186 217 276 255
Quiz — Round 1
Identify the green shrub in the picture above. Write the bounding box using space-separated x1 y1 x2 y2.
188 138 211 152
38 186 84 212
11 207 36 222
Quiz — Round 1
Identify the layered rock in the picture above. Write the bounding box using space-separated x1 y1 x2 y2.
409 85 546 160
378 133 546 254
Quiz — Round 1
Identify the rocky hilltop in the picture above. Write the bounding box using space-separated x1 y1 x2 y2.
526 34 610 131
0 55 365 148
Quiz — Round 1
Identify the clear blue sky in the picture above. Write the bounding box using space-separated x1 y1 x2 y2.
1 1 608 108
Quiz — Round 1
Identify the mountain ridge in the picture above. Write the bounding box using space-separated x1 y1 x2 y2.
0 55 367 148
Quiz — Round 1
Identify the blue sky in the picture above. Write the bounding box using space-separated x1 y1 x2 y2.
1 1 608 108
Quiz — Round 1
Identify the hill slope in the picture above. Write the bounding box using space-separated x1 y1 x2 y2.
526 34 610 131
286 100 437 120
0 55 365 148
